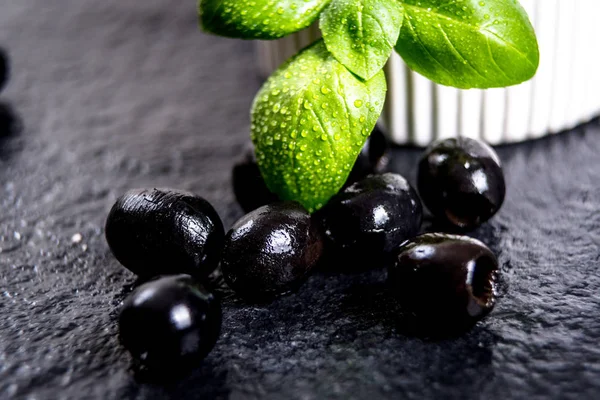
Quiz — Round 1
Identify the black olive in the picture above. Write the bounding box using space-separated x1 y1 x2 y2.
345 127 390 185
317 173 422 268
231 144 278 213
388 233 498 335
221 202 323 301
105 188 224 279
417 137 505 230
119 275 221 371
0 48 8 92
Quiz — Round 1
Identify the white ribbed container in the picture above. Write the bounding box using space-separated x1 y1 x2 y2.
256 0 600 145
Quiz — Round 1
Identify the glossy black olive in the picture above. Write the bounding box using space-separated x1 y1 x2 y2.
232 144 278 213
318 173 422 268
119 275 221 370
346 127 390 185
0 48 7 92
221 202 323 301
105 188 224 279
417 137 505 229
388 233 498 334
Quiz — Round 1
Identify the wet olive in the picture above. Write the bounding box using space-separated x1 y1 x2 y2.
388 233 498 334
318 173 422 268
105 188 224 279
232 144 278 213
346 127 390 185
221 202 323 301
119 275 221 370
0 48 7 92
417 137 505 229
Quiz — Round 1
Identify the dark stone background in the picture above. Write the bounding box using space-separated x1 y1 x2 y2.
1 1 599 399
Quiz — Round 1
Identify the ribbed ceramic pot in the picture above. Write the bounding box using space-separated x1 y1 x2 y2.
255 0 600 146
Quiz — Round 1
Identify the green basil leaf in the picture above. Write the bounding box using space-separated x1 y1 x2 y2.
320 0 403 80
395 0 539 89
251 40 386 211
199 0 331 39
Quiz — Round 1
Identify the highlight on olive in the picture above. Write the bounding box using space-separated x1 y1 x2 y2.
105 188 224 280
318 173 422 268
119 275 221 370
417 137 506 230
221 202 323 301
388 233 499 335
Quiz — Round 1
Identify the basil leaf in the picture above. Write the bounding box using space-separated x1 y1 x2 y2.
320 0 403 80
199 0 331 40
395 0 539 89
251 40 386 211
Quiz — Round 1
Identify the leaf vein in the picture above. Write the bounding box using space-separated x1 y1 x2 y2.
482 29 537 69
485 36 512 81
403 11 454 80
435 23 488 82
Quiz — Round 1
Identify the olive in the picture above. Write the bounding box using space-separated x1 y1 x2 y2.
317 173 422 267
119 275 221 370
345 127 390 185
0 47 7 92
417 137 505 229
221 202 323 301
231 144 278 213
105 188 224 279
388 233 498 334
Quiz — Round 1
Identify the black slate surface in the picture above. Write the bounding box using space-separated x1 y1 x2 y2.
1 1 600 399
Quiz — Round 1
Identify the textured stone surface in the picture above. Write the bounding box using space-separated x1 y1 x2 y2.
1 1 600 399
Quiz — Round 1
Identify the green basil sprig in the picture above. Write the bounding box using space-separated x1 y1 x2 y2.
198 0 539 210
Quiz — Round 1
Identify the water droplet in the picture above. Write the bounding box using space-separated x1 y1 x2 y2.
354 100 363 108
359 116 366 123
321 86 331 94
320 134 327 141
